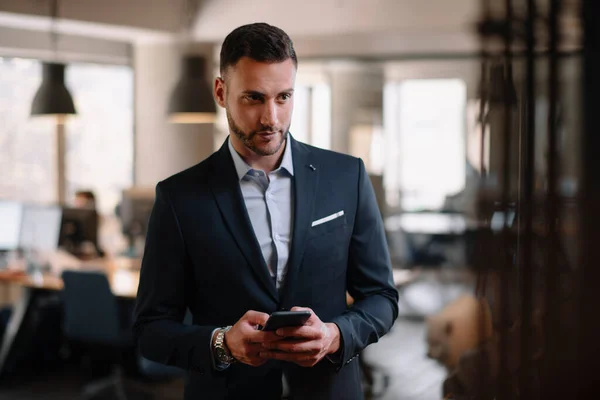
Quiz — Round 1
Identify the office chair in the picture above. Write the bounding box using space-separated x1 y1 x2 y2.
61 270 184 399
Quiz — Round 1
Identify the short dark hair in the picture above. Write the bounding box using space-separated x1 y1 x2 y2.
219 23 297 76
75 190 95 201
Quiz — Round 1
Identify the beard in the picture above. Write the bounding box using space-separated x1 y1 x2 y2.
226 108 289 156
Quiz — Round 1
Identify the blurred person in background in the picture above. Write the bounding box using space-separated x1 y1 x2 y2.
73 190 96 209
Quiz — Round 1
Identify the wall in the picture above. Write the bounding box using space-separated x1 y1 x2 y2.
327 62 384 155
133 41 216 187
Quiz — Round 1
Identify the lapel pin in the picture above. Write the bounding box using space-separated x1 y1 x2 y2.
308 164 316 171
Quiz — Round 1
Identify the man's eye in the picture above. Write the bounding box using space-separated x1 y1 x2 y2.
245 94 261 101
279 93 292 101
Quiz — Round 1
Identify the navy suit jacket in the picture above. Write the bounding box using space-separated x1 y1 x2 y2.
133 136 399 399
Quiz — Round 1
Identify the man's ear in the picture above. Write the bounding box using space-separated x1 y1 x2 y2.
214 77 226 108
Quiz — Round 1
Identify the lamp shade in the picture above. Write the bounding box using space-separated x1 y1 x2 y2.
168 55 217 124
31 62 76 119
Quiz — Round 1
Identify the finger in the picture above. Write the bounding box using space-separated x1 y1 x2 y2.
242 355 268 367
244 330 283 346
248 359 268 367
290 306 313 314
290 306 321 326
276 325 321 339
259 350 316 363
263 339 321 354
243 310 270 326
236 346 270 365
257 331 286 343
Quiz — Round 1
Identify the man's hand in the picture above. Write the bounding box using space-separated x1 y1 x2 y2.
258 307 341 367
222 310 282 367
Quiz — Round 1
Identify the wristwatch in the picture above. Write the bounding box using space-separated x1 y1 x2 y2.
214 326 235 365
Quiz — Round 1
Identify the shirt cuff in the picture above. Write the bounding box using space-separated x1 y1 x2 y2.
210 327 231 371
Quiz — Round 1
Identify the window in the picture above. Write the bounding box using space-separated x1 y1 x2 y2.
65 63 134 215
384 79 467 211
0 57 134 216
0 57 55 204
290 83 332 149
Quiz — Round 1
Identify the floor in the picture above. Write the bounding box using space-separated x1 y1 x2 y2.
0 269 472 400
362 269 472 400
0 369 184 400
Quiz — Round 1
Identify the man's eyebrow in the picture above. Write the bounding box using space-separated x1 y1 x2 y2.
240 89 295 96
241 90 265 97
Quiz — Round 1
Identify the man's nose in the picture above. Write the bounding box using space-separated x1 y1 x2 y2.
260 101 278 128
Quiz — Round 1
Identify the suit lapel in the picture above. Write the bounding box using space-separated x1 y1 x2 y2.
280 138 319 306
208 140 278 302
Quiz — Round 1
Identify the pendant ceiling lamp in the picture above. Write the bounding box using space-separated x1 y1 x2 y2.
31 62 76 121
30 0 76 123
167 0 216 124
168 55 216 124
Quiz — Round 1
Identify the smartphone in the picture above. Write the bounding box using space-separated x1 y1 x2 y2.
260 310 311 331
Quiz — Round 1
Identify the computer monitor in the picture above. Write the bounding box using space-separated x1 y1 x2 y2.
59 207 99 254
19 204 63 252
0 200 23 251
119 188 155 240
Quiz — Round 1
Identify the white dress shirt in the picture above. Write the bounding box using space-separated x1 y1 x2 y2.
227 136 294 290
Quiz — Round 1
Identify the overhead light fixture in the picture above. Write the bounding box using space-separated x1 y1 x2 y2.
30 0 76 123
167 0 216 124
31 62 76 123
30 0 76 204
167 55 216 124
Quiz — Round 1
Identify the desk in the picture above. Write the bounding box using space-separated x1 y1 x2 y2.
385 212 479 235
0 256 140 377
0 256 140 299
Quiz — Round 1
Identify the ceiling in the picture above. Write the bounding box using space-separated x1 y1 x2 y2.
193 0 480 40
0 0 482 54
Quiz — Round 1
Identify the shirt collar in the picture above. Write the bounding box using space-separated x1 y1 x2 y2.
227 135 294 181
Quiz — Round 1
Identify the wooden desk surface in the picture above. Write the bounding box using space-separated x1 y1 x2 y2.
0 256 141 299
0 255 417 303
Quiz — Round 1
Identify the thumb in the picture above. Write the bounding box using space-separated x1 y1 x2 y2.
242 310 270 326
290 306 313 313
291 306 316 325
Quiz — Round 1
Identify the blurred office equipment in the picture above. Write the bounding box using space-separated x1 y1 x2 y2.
18 204 62 253
58 207 100 259
119 188 155 257
386 212 474 268
0 201 23 253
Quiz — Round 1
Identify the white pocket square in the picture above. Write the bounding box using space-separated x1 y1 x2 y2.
311 210 345 227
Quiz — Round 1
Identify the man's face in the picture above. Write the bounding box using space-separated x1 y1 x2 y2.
214 57 296 156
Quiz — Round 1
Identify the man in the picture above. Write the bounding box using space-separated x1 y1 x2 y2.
133 23 398 399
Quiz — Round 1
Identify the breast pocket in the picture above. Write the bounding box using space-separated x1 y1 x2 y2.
309 212 347 237
304 213 348 269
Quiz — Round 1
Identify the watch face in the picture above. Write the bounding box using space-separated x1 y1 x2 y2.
216 347 229 363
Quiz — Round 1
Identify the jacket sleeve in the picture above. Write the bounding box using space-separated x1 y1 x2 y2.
331 158 399 368
133 183 218 375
